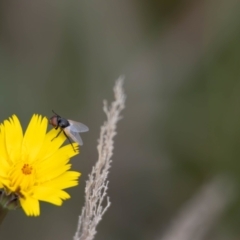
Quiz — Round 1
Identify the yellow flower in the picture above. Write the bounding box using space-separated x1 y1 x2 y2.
0 114 80 216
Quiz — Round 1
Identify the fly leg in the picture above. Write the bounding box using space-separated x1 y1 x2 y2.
51 128 63 141
63 131 76 152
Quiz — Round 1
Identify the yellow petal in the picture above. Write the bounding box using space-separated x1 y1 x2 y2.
36 164 72 183
0 125 10 167
41 171 81 189
33 186 70 205
3 115 23 164
35 144 79 176
20 196 40 216
37 128 66 160
22 115 48 162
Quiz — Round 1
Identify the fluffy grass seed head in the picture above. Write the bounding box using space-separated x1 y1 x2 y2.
0 114 81 216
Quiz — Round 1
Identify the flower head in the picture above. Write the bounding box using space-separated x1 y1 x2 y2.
0 114 80 216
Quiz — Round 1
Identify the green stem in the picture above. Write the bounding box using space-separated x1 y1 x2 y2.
0 205 8 226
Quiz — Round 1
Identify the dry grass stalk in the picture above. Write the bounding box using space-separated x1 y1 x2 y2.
159 176 235 240
73 76 126 240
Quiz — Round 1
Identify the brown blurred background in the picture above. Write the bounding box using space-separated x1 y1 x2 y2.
1 0 240 239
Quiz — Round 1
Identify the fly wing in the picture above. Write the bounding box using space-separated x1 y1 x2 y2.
68 120 89 133
64 127 84 146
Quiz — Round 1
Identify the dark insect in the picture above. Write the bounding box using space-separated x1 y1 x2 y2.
49 110 89 150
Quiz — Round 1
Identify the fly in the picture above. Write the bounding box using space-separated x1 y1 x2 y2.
49 110 89 150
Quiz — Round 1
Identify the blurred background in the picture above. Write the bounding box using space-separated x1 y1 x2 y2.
0 0 240 239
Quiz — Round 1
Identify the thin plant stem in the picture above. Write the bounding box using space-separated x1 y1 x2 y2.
0 205 8 226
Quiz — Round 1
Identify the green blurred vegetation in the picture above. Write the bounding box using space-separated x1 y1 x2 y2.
0 0 240 240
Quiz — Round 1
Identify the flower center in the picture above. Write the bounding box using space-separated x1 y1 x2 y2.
22 164 33 175
8 162 36 193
